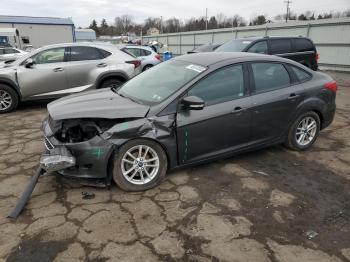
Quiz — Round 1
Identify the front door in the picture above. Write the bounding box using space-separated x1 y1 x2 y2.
176 64 252 164
17 47 69 99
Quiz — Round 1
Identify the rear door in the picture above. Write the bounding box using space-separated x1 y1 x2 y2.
248 62 304 144
268 38 293 58
64 46 110 92
176 64 252 164
17 47 69 98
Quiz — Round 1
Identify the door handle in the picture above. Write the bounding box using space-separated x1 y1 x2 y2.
232 106 244 114
53 68 63 72
97 63 107 68
288 93 300 99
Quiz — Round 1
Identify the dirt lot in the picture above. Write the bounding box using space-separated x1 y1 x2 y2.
0 71 349 262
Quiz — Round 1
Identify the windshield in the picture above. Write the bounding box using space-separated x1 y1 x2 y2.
215 39 252 52
118 60 206 105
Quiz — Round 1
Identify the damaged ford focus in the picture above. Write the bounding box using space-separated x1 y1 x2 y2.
41 52 336 191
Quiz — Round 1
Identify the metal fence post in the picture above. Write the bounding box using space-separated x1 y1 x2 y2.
179 33 182 55
306 23 311 37
193 33 196 49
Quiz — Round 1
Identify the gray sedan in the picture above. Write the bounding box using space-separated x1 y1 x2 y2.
41 52 336 191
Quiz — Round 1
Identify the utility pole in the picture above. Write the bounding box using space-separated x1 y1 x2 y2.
284 0 292 22
160 16 163 34
205 8 208 30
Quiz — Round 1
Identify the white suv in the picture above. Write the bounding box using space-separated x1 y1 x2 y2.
0 42 141 113
0 47 27 62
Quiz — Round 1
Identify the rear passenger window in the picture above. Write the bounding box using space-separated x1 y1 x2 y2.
188 65 245 106
247 41 268 54
293 39 314 52
251 63 290 93
70 46 103 61
141 49 152 56
269 39 292 54
290 65 311 82
126 48 141 57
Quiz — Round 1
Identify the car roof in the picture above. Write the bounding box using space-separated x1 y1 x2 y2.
34 42 122 53
234 36 310 41
175 52 278 67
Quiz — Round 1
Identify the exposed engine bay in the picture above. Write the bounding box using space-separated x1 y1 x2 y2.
49 117 133 143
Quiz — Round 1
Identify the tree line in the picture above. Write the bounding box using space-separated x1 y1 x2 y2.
88 10 350 36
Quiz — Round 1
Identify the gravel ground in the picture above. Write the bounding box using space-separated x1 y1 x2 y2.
0 71 349 262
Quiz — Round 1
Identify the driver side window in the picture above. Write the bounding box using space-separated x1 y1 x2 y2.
32 48 66 64
188 64 245 106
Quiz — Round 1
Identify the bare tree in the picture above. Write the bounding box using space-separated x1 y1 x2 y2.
216 13 226 28
115 15 135 35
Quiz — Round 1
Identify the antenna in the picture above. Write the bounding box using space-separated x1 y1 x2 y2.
284 0 292 22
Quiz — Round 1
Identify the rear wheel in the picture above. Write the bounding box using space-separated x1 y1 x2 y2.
0 84 19 114
143 65 153 71
113 139 168 191
285 111 320 150
99 78 124 89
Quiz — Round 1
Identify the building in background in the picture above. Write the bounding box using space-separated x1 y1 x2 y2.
147 27 160 35
75 28 96 42
0 15 75 49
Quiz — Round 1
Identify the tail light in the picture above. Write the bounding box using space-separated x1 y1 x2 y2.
126 60 141 69
315 52 319 61
325 81 337 92
155 54 161 61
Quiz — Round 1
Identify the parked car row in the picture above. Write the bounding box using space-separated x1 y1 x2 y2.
0 36 319 114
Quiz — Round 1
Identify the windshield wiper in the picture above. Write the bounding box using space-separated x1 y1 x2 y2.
117 91 142 104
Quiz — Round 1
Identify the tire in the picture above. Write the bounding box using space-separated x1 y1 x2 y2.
0 84 19 114
143 65 153 71
99 78 124 89
284 111 320 151
113 139 168 191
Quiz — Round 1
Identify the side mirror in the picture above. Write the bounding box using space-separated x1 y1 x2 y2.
182 96 205 110
24 58 35 68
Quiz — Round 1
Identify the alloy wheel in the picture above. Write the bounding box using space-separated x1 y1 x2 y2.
0 90 12 111
121 145 160 185
295 116 317 146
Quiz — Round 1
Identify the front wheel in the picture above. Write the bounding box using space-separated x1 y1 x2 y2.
0 84 19 114
285 111 320 151
99 78 124 89
113 139 168 191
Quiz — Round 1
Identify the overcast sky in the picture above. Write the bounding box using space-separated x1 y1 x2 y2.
2 0 349 27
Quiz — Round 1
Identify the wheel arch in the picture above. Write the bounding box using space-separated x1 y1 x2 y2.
0 78 21 101
95 72 129 89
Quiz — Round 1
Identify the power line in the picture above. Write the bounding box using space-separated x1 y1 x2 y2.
284 0 292 22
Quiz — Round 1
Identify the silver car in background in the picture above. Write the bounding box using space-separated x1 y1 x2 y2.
0 47 28 62
121 45 161 71
0 42 141 113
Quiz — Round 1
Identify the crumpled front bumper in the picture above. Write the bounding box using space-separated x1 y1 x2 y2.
41 117 115 179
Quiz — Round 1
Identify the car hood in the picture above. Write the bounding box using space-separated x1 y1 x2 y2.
48 88 150 120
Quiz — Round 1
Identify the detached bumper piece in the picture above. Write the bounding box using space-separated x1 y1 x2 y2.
40 146 76 172
8 167 45 219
